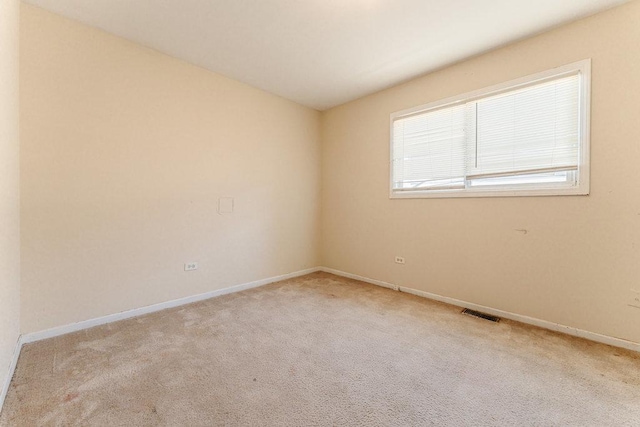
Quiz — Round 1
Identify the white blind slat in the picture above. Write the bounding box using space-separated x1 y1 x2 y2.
392 71 583 191
392 104 466 189
468 74 580 177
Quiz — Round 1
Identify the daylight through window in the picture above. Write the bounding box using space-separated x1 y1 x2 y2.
390 60 590 198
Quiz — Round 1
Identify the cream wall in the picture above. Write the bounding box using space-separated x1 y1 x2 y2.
20 5 321 334
0 0 21 398
19 1 640 345
321 1 640 344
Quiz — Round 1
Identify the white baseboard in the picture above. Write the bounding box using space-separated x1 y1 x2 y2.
0 335 23 415
321 267 400 291
14 263 639 359
21 267 321 344
320 267 640 353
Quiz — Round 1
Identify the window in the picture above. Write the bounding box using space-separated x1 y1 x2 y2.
390 60 590 198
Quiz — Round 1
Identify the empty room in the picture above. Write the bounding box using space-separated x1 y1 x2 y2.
1 0 640 425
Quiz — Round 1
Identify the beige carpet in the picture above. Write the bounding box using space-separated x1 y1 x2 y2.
1 272 639 426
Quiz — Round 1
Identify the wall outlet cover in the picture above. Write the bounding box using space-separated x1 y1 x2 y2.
218 197 234 214
184 262 198 271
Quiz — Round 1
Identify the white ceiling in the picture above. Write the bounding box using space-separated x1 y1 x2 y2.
24 0 630 110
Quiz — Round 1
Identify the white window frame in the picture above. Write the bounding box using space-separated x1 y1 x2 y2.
389 59 591 199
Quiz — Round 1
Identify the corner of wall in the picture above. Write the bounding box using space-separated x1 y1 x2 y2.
0 0 21 415
0 336 22 415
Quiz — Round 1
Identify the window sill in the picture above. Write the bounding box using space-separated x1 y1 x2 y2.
389 184 590 199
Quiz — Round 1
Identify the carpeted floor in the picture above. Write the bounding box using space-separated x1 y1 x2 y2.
1 272 639 426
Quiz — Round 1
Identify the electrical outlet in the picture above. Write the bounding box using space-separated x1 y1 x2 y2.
184 262 198 272
629 289 640 308
395 256 405 265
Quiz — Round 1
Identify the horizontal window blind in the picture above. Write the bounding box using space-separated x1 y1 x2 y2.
467 74 580 179
392 104 466 190
391 61 588 197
